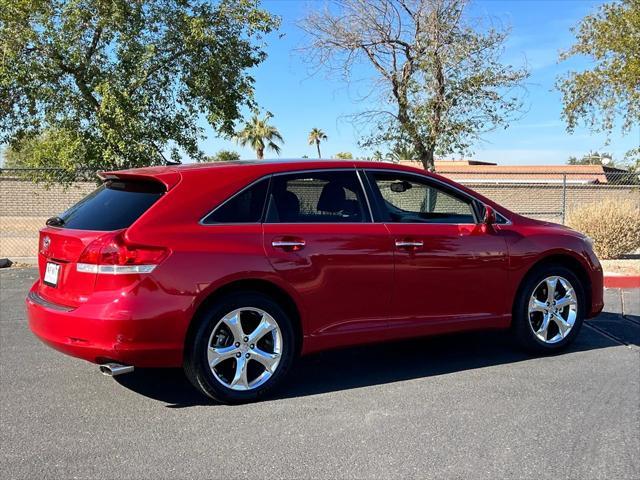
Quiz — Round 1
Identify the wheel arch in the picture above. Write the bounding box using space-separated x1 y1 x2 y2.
512 252 592 320
185 278 304 357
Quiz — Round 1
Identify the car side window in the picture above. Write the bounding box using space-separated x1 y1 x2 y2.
202 177 270 224
368 171 476 224
265 170 369 223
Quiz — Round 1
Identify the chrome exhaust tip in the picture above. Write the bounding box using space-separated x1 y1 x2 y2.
99 363 134 377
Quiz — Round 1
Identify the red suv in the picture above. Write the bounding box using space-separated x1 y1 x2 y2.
27 160 603 403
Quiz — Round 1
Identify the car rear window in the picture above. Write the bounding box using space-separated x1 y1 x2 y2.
58 180 164 231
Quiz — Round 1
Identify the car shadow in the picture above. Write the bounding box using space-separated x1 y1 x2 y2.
114 321 621 408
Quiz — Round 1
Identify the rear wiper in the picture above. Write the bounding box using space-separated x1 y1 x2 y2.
45 216 65 227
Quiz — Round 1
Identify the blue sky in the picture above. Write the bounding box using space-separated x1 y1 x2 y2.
199 0 639 166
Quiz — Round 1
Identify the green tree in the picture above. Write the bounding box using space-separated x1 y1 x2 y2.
1 140 32 169
557 0 640 162
308 128 328 158
335 152 353 159
201 150 241 162
301 0 528 171
371 150 384 161
0 0 278 179
567 151 615 166
0 128 99 182
385 142 418 163
235 113 283 159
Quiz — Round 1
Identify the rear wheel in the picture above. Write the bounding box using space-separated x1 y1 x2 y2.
513 265 586 353
184 291 295 404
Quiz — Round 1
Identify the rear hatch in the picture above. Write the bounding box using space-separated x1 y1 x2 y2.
37 175 171 308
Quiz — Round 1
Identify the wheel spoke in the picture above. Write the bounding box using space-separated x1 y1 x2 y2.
555 290 576 309
546 277 558 303
221 312 244 343
552 313 571 337
248 314 277 344
251 347 279 373
229 355 249 389
529 297 547 313
536 312 551 341
208 345 237 367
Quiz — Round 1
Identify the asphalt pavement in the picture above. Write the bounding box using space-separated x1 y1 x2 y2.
1 268 638 479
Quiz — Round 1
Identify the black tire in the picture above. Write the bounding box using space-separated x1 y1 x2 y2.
513 264 586 353
184 291 296 404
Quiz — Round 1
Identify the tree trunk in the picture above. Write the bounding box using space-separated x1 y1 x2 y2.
257 147 264 160
393 82 434 172
316 141 321 159
421 149 435 172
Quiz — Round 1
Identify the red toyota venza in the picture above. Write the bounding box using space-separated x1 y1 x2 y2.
26 160 604 403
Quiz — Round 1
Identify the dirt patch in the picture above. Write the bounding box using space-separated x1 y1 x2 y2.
601 259 640 276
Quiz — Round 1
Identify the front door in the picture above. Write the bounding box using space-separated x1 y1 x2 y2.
365 170 510 333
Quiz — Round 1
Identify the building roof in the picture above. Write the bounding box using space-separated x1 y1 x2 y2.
397 160 629 184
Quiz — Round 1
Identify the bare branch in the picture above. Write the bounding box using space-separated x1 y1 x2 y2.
299 0 528 169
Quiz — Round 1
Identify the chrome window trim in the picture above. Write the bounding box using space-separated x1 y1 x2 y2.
200 167 376 226
198 165 511 227
365 168 513 226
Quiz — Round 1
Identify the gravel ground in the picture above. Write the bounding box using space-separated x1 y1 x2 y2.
1 268 638 479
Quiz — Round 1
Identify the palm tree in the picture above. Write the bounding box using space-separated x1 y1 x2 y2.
235 114 284 160
308 128 328 159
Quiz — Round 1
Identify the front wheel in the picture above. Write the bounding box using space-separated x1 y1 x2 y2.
184 291 296 404
513 265 586 353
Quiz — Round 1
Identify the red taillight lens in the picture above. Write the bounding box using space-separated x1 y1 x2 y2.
77 230 168 274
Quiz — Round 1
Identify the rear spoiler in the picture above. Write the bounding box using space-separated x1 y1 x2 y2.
99 168 181 191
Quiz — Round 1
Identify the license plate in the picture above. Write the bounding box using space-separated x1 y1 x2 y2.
44 262 61 287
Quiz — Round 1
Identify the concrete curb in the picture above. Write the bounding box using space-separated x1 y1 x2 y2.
604 275 640 289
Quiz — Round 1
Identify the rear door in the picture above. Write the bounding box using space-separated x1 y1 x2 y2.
262 169 394 342
364 169 510 331
37 179 165 307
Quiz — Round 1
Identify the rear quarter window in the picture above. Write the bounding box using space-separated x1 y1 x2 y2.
201 177 270 224
58 180 164 231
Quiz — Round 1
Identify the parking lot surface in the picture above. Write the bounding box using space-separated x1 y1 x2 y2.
1 268 639 479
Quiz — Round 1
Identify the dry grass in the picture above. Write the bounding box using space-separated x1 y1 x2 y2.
567 199 640 259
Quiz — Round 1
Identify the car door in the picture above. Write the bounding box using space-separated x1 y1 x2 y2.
364 169 510 334
262 169 394 349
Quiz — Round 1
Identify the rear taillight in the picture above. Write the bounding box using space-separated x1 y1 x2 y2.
77 230 168 275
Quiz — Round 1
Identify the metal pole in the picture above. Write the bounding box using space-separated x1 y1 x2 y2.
561 173 567 224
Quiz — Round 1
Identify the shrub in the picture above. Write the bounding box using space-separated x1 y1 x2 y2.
567 199 640 259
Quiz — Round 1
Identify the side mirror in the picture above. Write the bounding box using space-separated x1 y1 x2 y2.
483 205 496 226
390 181 412 193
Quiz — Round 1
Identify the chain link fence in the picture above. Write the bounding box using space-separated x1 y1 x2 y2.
443 169 640 224
1 167 639 259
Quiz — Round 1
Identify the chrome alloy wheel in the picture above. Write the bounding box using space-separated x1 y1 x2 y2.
207 307 283 391
528 276 578 344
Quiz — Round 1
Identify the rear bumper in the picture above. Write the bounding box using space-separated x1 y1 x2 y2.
26 282 185 368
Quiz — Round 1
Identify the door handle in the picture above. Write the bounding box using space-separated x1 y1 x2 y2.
395 239 423 250
272 239 306 251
